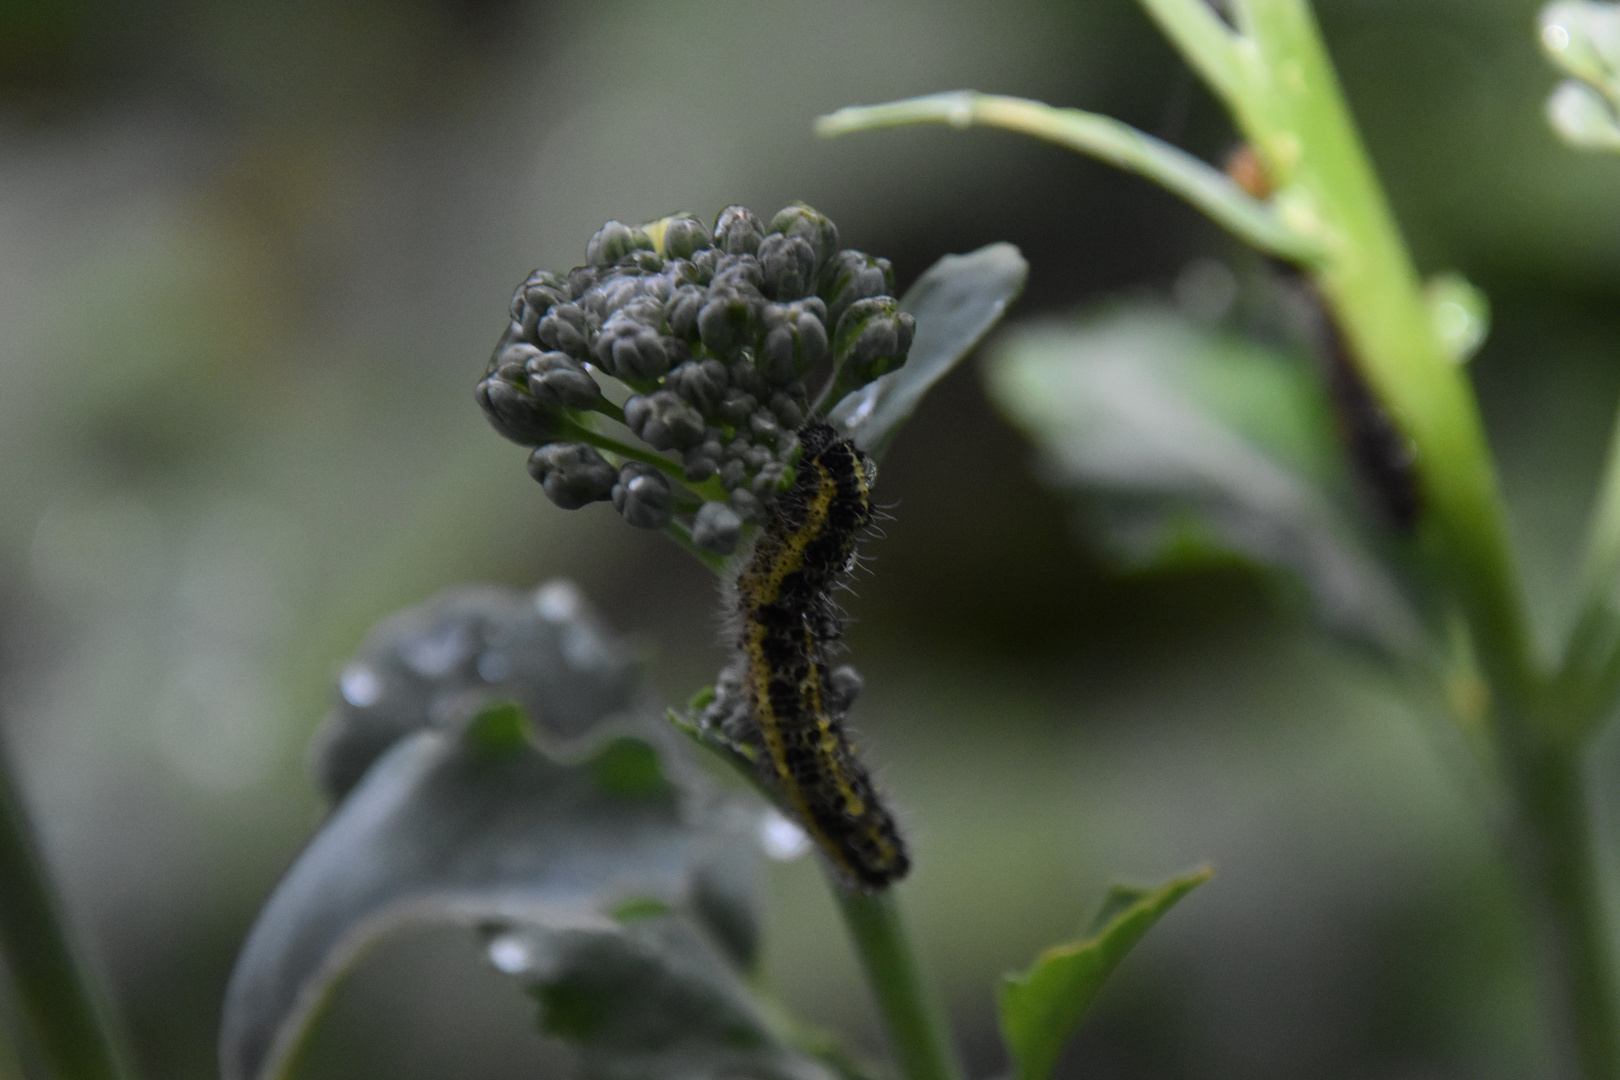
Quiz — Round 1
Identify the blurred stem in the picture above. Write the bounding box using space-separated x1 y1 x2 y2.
0 734 133 1080
816 93 1317 261
833 889 962 1080
1508 740 1620 1080
1557 398 1620 729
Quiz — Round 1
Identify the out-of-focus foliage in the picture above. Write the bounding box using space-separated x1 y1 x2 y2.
221 584 775 1080
1541 1 1620 150
2 0 1618 1078
986 304 1426 660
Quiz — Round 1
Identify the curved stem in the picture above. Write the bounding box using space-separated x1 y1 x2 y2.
0 733 133 1080
833 888 963 1080
816 92 1319 262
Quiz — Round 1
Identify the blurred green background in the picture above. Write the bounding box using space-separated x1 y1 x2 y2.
2 0 1619 1077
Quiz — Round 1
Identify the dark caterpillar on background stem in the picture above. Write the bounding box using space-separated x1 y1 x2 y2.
1226 143 1422 534
718 421 910 891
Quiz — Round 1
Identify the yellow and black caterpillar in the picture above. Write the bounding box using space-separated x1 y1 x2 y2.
715 422 909 890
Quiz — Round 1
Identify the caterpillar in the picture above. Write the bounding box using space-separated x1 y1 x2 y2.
721 422 910 890
1224 141 1421 532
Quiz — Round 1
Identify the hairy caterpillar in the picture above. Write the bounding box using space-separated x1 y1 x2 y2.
716 422 910 890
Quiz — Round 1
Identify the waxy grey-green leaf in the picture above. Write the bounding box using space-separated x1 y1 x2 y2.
828 243 1027 459
998 867 1212 1080
488 913 844 1080
222 582 768 1080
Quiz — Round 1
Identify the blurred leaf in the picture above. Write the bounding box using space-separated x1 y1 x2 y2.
220 701 763 1080
985 306 1425 659
828 243 1027 459
487 913 844 1080
221 583 773 1080
309 580 643 802
998 866 1212 1080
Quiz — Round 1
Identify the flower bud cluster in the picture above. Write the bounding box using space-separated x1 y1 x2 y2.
475 204 914 553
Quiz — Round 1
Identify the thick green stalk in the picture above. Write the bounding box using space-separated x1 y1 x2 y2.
1208 2 1617 1073
833 888 963 1080
1227 0 1539 708
1509 743 1620 1080
0 736 133 1080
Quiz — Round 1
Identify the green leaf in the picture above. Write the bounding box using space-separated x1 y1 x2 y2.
998 867 1213 1080
220 583 773 1080
985 304 1425 659
827 243 1027 459
489 913 843 1080
308 580 643 802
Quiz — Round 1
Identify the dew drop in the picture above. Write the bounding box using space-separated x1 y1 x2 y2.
535 580 583 622
339 664 382 708
759 808 811 861
1544 23 1571 51
487 933 534 975
401 623 472 678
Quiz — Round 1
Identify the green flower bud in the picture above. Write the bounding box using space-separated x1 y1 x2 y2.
768 390 805 430
749 472 777 498
525 351 601 410
585 277 650 323
475 374 568 446
714 204 765 256
820 249 894 328
664 284 707 341
522 270 572 315
698 289 758 357
691 501 742 555
594 308 680 381
757 299 829 383
758 233 818 300
623 390 706 450
488 323 528 376
688 248 721 285
661 216 713 260
711 254 763 293
832 296 914 392
666 359 729 414
527 442 616 509
715 387 757 426
612 463 674 529
769 203 840 270
728 487 765 523
749 409 782 443
586 220 655 267
566 265 599 297
537 302 591 359
726 357 768 398
683 454 718 483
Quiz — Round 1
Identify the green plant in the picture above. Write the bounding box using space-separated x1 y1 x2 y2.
5 3 1615 1079
818 1 1620 1077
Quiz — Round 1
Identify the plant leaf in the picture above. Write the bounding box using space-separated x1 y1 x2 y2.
487 913 842 1080
220 581 774 1080
309 580 644 802
998 866 1212 1080
827 243 1027 459
985 305 1426 660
